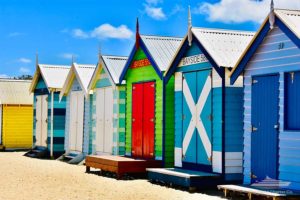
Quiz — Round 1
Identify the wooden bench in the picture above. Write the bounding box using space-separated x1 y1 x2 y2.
85 155 162 179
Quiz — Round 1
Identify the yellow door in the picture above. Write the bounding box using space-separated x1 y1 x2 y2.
2 105 33 148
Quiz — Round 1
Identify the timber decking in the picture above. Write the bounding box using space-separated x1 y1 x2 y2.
218 185 300 200
147 168 221 190
85 155 162 179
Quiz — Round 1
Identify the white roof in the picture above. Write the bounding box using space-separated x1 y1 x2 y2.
192 28 255 68
141 35 183 71
0 79 33 105
73 63 96 92
38 64 70 89
275 9 300 39
102 55 127 84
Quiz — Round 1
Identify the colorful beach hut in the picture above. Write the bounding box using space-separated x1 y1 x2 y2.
119 25 182 167
85 21 182 178
228 8 300 192
147 10 255 189
88 55 127 156
60 62 96 163
26 63 70 158
0 79 33 150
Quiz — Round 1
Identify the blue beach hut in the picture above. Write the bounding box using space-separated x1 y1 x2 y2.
27 62 70 158
147 9 255 189
230 8 300 191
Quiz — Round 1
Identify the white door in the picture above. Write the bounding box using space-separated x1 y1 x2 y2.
0 105 2 145
95 87 113 154
35 95 48 147
69 91 84 152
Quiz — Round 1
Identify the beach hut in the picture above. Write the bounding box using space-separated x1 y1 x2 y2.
88 55 127 156
26 63 70 158
227 8 300 193
147 9 255 189
0 79 33 150
85 20 182 178
60 62 96 163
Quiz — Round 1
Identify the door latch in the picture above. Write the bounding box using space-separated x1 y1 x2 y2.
274 124 279 130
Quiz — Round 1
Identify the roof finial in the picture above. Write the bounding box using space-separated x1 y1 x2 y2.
269 0 275 29
98 43 102 61
188 5 193 46
136 17 140 49
35 51 39 67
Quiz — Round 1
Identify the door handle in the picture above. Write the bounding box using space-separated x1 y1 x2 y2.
132 118 135 122
45 119 48 123
251 125 258 132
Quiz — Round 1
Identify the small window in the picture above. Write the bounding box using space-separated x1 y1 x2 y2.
285 71 300 130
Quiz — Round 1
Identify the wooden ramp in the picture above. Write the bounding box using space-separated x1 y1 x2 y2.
85 155 162 179
147 168 221 190
218 185 300 200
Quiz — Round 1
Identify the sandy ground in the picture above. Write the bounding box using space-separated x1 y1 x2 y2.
0 152 226 200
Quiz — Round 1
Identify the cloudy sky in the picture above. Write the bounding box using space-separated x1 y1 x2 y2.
0 0 299 77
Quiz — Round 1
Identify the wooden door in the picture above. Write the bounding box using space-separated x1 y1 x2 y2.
35 95 48 147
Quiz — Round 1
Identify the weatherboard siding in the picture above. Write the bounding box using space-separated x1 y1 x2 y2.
89 67 125 155
242 25 300 189
124 48 174 165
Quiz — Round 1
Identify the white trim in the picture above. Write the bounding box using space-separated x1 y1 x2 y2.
212 151 222 173
174 147 182 167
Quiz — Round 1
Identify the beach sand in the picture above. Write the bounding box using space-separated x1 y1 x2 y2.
0 152 225 200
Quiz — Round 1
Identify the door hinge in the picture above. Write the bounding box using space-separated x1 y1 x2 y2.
290 72 295 83
251 125 258 132
132 86 136 90
182 114 185 120
208 114 213 121
274 124 279 130
207 155 212 162
151 84 155 88
251 173 257 179
252 79 258 84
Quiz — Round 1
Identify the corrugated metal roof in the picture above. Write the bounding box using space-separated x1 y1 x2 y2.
73 63 96 92
39 64 70 89
140 35 183 71
192 28 255 68
0 79 33 105
102 55 128 84
275 9 300 39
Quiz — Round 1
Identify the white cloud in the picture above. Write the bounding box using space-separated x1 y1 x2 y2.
18 58 32 63
8 32 23 37
0 74 10 78
70 24 133 40
146 0 162 5
19 67 31 74
91 24 133 39
72 29 89 39
170 4 184 16
198 0 300 24
144 4 167 20
60 53 77 59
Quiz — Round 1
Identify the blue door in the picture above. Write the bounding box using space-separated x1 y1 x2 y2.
182 70 212 169
251 74 279 182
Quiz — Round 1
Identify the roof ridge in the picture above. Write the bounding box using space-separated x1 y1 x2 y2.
140 34 183 40
102 54 128 58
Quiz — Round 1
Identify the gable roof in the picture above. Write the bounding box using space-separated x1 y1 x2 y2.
119 34 183 82
140 35 183 72
275 9 300 38
60 63 96 99
0 79 33 105
89 55 127 90
29 64 70 93
164 27 255 81
230 9 300 84
192 28 255 68
102 55 128 84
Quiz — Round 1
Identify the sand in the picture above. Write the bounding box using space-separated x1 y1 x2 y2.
0 152 225 200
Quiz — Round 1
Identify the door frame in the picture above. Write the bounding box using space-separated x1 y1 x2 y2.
181 69 213 172
250 73 280 182
131 80 156 159
95 86 114 155
35 94 48 147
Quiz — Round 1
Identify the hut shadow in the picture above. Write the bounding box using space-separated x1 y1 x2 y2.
86 169 148 181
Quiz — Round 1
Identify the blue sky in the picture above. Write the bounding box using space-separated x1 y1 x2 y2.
0 0 299 77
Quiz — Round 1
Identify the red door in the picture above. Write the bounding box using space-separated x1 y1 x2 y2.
131 81 155 159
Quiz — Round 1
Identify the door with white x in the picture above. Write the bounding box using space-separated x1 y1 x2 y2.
182 70 212 166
